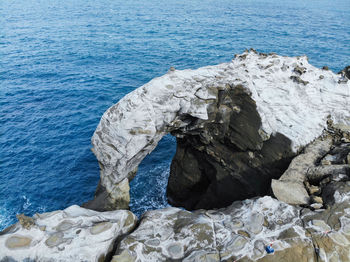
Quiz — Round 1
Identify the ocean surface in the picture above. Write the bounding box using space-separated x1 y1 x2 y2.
1 0 349 230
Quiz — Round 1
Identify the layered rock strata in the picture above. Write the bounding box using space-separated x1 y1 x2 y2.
0 206 137 262
88 50 350 210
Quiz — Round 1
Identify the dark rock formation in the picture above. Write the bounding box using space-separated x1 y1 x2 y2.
338 65 350 79
167 85 294 210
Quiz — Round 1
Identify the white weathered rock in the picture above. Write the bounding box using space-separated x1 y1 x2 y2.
0 205 137 262
271 180 310 205
92 50 350 204
271 135 333 205
114 196 302 261
113 192 350 261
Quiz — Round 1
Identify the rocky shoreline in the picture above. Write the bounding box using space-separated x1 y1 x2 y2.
1 50 350 261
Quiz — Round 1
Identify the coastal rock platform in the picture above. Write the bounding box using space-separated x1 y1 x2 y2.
1 51 350 261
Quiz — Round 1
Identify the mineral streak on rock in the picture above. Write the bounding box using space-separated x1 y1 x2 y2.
89 49 350 210
0 205 137 262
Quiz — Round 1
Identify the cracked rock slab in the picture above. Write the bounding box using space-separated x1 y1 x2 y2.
271 180 310 205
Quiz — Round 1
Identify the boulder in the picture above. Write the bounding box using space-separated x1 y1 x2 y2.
271 135 333 205
88 49 350 210
271 180 309 205
0 205 137 262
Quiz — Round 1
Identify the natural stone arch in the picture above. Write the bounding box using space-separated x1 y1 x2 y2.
83 50 350 211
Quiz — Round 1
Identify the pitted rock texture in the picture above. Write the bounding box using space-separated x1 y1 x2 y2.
113 187 350 262
89 49 350 210
0 205 137 262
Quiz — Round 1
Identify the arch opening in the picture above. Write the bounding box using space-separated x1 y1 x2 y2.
129 134 176 216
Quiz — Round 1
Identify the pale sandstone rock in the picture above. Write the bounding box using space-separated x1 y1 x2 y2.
89 50 350 210
0 205 137 262
114 184 350 262
271 180 309 205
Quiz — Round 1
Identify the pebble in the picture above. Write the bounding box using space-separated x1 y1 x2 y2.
310 203 323 210
312 196 323 204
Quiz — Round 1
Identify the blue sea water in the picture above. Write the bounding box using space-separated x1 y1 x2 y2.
0 0 349 230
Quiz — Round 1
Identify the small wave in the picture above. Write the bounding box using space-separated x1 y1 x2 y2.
22 195 32 210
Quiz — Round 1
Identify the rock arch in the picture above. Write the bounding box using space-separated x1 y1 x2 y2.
84 50 350 211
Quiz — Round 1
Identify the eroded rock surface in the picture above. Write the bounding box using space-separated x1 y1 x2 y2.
272 124 350 206
1 132 350 262
0 205 137 262
2 181 350 262
113 184 350 262
88 49 350 210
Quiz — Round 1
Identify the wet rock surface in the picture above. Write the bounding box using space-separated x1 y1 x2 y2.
0 205 137 262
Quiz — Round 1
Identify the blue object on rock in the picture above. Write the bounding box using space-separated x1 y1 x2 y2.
266 245 275 254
